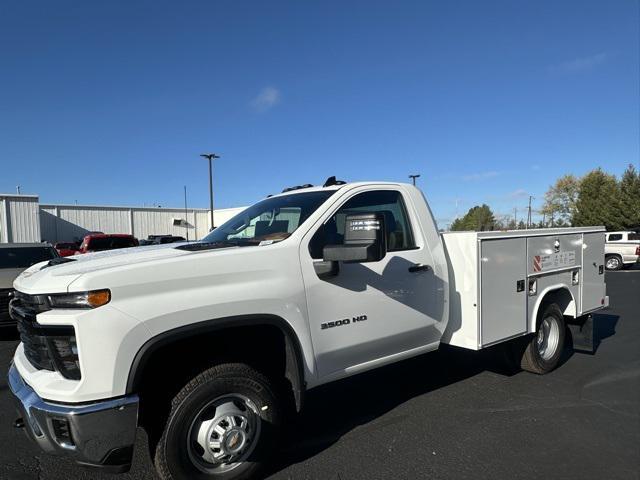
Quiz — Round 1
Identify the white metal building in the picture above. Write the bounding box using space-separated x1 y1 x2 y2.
0 193 245 244
1 194 41 243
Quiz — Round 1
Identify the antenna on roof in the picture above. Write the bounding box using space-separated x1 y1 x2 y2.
323 176 346 187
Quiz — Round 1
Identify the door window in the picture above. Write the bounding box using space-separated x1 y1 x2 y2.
607 234 623 242
309 190 416 259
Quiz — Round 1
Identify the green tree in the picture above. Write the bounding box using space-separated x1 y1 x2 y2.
573 169 625 230
451 204 497 231
541 174 580 226
619 164 640 228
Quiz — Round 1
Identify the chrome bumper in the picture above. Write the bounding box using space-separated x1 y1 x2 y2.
8 363 139 473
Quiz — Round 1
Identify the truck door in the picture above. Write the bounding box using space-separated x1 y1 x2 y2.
300 187 444 378
581 232 606 314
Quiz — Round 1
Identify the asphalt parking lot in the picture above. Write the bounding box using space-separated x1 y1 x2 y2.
0 268 638 480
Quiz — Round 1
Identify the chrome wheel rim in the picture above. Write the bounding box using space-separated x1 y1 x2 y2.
187 394 261 474
606 257 620 270
536 315 560 361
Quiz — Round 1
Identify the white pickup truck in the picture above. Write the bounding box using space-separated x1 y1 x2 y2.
604 231 640 270
8 179 608 480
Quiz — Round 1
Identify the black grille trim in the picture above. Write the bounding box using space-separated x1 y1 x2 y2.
10 292 79 378
0 288 13 324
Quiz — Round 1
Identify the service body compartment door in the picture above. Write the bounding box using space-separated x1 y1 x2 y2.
480 238 527 346
581 232 606 314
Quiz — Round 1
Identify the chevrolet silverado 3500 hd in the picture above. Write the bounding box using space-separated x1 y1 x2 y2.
8 179 608 480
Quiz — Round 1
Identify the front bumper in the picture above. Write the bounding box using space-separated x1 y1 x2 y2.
8 362 139 473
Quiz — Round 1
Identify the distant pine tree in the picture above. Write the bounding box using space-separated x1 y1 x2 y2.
574 169 625 230
619 164 640 229
450 204 497 231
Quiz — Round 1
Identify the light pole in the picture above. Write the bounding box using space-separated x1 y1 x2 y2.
409 174 420 186
200 153 220 230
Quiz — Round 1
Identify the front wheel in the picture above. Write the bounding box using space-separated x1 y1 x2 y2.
520 303 566 374
154 363 281 480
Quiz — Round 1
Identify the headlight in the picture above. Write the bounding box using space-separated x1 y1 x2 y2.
48 289 111 309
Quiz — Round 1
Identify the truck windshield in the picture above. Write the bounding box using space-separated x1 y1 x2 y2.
201 190 335 246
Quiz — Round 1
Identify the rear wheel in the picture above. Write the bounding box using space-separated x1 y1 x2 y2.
520 303 566 374
605 255 623 271
153 363 281 480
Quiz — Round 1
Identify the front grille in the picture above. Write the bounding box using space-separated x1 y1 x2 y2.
0 288 13 323
15 315 56 371
10 292 80 379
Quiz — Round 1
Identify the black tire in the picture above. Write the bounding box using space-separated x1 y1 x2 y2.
520 303 566 374
605 255 623 271
154 363 281 480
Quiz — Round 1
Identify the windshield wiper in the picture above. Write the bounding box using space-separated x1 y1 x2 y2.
175 240 243 252
40 257 77 269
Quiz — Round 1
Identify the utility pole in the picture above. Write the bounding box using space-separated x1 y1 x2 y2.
527 196 533 229
409 174 420 186
16 185 21 194
184 185 189 241
513 207 517 228
200 153 220 231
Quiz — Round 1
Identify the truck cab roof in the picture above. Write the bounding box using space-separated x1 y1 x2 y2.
270 181 414 199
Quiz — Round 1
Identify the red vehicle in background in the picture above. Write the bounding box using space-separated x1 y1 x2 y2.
76 234 139 254
54 242 80 257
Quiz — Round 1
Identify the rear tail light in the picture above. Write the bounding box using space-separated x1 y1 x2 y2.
635 246 640 256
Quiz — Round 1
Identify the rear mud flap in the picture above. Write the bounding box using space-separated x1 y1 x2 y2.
567 315 594 353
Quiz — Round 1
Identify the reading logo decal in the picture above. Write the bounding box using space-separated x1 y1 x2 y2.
533 251 576 272
321 315 367 330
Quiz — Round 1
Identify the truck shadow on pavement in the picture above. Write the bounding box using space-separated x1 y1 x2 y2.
591 314 619 352
266 312 619 479
265 344 521 478
565 313 619 357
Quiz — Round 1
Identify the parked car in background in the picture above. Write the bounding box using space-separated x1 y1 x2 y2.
0 243 58 326
77 234 139 254
605 231 640 270
54 242 80 257
139 235 187 246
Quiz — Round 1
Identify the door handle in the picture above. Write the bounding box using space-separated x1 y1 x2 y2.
408 263 430 273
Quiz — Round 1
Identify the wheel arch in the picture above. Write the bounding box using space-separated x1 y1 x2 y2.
531 284 576 331
126 314 306 412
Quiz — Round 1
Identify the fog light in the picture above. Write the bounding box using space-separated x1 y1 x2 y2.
50 336 81 380
51 417 75 448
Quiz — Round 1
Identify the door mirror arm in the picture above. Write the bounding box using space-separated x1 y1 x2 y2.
313 260 339 279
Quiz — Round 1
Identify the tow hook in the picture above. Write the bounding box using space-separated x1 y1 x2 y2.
13 418 25 429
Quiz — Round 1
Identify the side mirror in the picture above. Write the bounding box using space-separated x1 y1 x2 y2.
323 212 387 263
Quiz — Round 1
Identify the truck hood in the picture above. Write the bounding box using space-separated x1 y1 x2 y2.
13 243 194 294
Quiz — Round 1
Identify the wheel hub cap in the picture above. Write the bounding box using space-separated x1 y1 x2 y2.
187 395 261 474
536 316 560 361
223 428 247 454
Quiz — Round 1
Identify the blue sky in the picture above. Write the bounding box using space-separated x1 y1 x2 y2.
1 0 638 227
